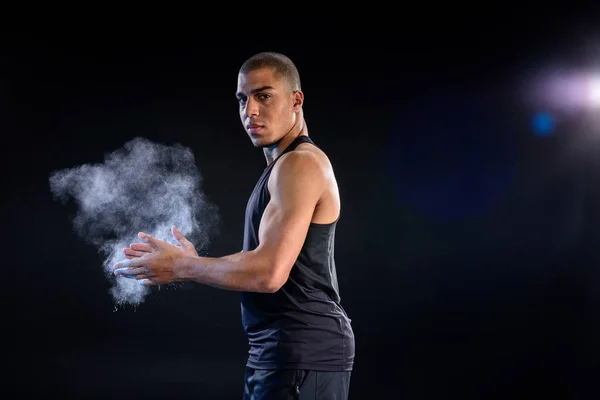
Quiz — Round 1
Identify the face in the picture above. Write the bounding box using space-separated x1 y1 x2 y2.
236 67 302 148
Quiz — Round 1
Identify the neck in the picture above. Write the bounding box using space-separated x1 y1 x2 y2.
263 116 308 165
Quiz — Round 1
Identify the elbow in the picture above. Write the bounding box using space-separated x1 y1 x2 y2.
257 265 288 293
258 274 285 293
249 250 290 293
260 281 281 293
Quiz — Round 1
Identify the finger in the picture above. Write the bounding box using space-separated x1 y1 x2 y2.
123 248 148 258
113 258 145 271
113 266 147 278
172 225 192 247
138 232 161 249
129 243 154 252
139 278 158 287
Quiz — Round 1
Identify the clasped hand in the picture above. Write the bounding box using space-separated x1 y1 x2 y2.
113 225 198 286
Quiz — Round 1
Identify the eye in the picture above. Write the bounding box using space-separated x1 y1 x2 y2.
237 97 247 105
257 93 271 100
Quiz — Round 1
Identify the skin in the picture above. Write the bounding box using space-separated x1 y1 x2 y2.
114 66 341 293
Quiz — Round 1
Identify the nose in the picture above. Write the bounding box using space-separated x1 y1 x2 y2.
244 97 259 118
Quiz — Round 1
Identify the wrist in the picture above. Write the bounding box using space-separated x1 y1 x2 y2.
174 256 194 282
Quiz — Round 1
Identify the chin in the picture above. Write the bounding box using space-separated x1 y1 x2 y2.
250 136 279 149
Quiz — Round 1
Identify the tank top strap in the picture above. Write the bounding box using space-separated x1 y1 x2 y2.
281 135 314 156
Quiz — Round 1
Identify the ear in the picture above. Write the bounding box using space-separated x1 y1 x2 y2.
292 90 304 112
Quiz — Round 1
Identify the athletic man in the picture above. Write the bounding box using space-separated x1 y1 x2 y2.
114 51 354 399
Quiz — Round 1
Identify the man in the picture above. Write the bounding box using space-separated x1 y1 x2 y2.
114 51 355 399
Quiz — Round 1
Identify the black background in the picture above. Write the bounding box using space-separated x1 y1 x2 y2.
3 11 600 399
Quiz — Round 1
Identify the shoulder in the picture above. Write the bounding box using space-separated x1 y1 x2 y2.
275 144 330 179
269 144 331 193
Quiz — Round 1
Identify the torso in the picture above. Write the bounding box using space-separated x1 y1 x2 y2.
241 134 355 371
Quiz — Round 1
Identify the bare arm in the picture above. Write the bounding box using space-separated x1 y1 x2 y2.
177 150 325 292
115 150 325 293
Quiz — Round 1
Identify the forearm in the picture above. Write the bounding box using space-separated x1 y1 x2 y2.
173 250 276 293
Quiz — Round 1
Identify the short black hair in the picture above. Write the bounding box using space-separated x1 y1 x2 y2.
239 52 301 91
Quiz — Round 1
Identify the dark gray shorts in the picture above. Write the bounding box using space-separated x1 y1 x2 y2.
243 367 351 400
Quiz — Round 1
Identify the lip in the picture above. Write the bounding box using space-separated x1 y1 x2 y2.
247 124 264 133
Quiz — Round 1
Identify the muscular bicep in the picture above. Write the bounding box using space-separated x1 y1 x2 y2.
255 151 325 289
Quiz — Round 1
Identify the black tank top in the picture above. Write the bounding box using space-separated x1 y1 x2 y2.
240 135 355 371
